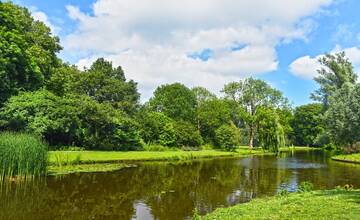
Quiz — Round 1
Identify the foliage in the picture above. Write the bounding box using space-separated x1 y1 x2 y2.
72 58 140 114
222 78 288 148
292 103 324 146
0 132 48 178
312 52 357 108
196 98 231 143
0 2 61 105
257 107 285 153
149 83 197 122
0 90 142 151
192 86 216 107
215 123 241 151
173 120 203 147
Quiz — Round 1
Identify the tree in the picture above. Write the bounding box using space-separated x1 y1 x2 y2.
0 90 142 150
0 2 61 105
137 110 175 145
196 98 231 144
256 107 285 153
292 103 324 146
73 58 140 114
323 83 360 148
312 52 357 108
215 123 241 151
222 78 287 148
192 86 216 107
173 121 203 147
149 83 197 122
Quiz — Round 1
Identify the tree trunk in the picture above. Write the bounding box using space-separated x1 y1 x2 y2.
249 124 254 149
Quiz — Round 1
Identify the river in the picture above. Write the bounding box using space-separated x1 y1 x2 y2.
1 150 360 220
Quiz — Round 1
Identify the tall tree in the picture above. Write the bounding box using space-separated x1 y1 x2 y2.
0 2 61 105
222 78 287 148
311 52 357 108
149 83 197 122
73 58 140 114
292 103 324 146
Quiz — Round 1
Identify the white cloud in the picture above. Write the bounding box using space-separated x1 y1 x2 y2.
290 45 360 79
289 55 323 79
63 0 333 100
31 9 59 34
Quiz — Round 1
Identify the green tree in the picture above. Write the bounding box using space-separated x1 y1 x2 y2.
137 110 175 145
292 103 324 146
192 86 216 107
0 2 61 105
257 107 285 153
215 123 241 151
0 90 142 150
149 83 197 122
173 120 203 147
73 58 140 114
196 98 231 144
312 52 357 108
222 78 287 148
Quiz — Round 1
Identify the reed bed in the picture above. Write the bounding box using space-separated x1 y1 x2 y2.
0 133 48 180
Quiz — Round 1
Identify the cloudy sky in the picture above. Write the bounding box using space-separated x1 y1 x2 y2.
14 0 360 105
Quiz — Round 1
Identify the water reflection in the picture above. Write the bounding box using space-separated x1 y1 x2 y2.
1 150 360 220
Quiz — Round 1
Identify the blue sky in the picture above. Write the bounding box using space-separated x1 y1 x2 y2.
13 0 360 105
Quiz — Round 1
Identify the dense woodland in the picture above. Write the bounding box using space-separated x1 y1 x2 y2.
1 2 360 153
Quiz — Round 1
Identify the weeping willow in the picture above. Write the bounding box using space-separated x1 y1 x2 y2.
257 108 285 153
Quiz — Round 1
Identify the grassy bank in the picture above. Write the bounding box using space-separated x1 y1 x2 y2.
332 153 360 164
201 189 360 220
48 146 313 175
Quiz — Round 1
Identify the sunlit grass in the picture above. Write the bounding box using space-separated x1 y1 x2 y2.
201 189 360 220
332 153 360 164
0 133 48 180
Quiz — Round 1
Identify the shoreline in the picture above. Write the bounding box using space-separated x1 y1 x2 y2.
48 147 315 175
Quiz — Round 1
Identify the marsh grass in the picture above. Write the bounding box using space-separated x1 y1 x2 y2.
0 133 48 180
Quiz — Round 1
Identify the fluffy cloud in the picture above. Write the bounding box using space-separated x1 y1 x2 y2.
63 0 333 99
31 9 59 34
290 45 360 80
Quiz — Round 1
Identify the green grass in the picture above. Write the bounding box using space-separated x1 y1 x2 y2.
201 189 360 220
332 153 360 164
48 149 262 165
48 163 133 175
0 133 48 179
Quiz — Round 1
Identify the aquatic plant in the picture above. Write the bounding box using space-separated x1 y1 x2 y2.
0 133 48 179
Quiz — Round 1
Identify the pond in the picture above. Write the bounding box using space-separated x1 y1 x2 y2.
1 150 360 220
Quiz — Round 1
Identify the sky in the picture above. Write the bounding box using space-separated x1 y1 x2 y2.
13 0 360 106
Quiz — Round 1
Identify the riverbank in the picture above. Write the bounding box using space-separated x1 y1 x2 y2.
201 189 360 220
332 153 360 164
48 146 314 175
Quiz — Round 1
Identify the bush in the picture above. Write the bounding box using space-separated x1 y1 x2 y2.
0 133 48 178
0 91 142 151
173 121 203 147
215 123 241 151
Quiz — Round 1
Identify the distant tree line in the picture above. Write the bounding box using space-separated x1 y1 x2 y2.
1 2 358 152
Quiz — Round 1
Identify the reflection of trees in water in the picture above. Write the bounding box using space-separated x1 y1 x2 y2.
2 152 358 220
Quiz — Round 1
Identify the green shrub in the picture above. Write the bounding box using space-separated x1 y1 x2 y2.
215 123 241 151
0 133 48 179
174 121 203 147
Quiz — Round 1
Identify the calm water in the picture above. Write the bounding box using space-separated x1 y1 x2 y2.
1 150 360 220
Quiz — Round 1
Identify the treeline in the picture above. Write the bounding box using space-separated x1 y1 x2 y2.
1 2 358 152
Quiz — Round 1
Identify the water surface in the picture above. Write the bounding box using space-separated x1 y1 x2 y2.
1 150 360 220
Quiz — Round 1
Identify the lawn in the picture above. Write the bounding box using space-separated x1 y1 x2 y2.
332 153 360 164
48 148 261 165
201 189 360 220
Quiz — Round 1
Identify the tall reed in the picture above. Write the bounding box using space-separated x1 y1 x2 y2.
0 133 48 180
